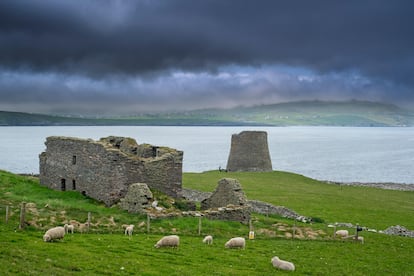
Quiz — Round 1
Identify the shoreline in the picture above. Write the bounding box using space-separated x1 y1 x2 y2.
325 181 414 191
19 173 414 192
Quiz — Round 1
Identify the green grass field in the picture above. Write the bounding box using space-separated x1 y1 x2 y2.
1 170 413 275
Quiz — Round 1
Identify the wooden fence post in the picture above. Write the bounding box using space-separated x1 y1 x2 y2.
5 205 9 224
147 214 150 233
355 223 360 242
292 221 296 240
87 212 91 232
19 202 26 229
198 216 202 235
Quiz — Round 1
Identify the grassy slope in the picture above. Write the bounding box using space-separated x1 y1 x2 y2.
1 170 413 275
184 171 414 230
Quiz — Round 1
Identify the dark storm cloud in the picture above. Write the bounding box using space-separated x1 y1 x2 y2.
0 0 413 113
1 0 413 82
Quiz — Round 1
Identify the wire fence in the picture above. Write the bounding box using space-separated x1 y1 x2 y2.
0 202 366 242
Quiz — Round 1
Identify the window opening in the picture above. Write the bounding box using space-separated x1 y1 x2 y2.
72 155 77 165
152 147 158 157
72 180 76 190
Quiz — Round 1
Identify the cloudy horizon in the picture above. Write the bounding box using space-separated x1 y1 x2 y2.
1 0 413 115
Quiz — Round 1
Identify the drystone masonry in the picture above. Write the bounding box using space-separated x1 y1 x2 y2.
39 136 183 206
248 200 310 221
119 183 153 213
226 131 272 172
201 178 248 210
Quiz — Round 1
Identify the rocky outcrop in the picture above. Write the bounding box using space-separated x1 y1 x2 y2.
226 131 272 172
383 225 414 238
201 178 248 210
119 183 153 213
248 200 309 221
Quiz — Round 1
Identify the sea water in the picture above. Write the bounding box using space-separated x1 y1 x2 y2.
0 126 413 184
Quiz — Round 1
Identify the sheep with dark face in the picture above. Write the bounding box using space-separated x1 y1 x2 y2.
43 226 65 242
154 235 180 248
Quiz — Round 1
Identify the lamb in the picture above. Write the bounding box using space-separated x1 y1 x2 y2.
125 224 134 236
202 235 213 245
335 229 349 238
154 235 180 248
43 226 65 242
64 224 74 234
271 256 295 271
356 236 364 244
224 237 245 249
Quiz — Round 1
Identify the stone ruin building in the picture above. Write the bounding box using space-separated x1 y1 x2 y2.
200 178 251 223
226 131 273 172
39 136 183 206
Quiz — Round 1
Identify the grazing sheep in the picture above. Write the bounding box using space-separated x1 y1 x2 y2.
125 224 134 236
356 236 364 244
224 237 245 249
64 224 74 234
202 235 213 245
43 226 65 242
335 229 349 238
271 256 295 271
78 223 88 233
154 235 180 248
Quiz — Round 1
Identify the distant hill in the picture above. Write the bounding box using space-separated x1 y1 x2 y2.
1 100 414 126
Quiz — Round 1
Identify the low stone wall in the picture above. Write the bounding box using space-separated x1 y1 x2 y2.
383 225 414 238
203 206 251 224
147 205 251 224
248 200 309 222
180 188 211 202
181 190 309 223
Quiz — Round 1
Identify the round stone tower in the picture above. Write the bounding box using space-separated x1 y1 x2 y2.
226 131 272 172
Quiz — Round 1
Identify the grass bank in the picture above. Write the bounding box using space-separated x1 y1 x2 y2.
1 170 413 275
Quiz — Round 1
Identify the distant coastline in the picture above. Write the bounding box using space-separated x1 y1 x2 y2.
2 100 414 127
326 181 414 191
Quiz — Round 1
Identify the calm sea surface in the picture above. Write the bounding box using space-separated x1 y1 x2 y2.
0 126 413 184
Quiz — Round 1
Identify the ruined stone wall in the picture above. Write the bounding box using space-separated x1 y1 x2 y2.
248 200 306 220
180 188 212 202
39 136 183 206
201 178 248 210
226 131 272 172
142 151 183 198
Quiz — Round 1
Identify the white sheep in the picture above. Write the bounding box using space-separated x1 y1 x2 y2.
64 224 74 234
43 226 65 242
224 237 245 249
271 256 295 271
335 229 349 238
202 235 213 245
125 224 134 236
356 236 364 244
154 235 180 248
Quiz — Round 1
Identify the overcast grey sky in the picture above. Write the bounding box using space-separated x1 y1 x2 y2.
1 0 413 115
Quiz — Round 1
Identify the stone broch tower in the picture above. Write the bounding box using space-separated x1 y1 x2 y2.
226 131 272 172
